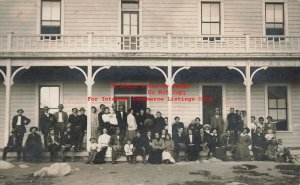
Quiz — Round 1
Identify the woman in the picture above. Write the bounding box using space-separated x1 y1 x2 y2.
161 129 167 140
162 134 175 163
126 108 137 140
91 106 99 138
102 107 112 135
235 127 252 161
94 128 110 164
148 132 165 164
23 127 43 162
136 109 146 134
264 116 276 135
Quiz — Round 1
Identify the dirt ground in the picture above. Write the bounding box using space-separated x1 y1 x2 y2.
0 160 299 185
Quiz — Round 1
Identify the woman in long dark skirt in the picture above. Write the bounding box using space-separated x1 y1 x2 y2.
148 132 165 164
94 128 110 164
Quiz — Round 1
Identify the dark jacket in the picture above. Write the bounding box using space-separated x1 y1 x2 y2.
152 117 166 134
53 111 68 124
252 133 266 148
78 114 87 131
132 136 147 149
227 113 237 131
68 114 80 128
40 113 55 134
188 123 203 136
116 111 127 130
61 133 75 146
47 134 60 146
109 134 122 147
25 133 43 148
185 134 199 146
221 134 235 147
172 122 184 134
12 115 31 134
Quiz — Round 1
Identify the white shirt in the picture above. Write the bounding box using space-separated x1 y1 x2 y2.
102 113 118 125
58 112 63 122
189 134 193 143
90 142 98 151
17 116 22 126
124 144 134 155
127 113 137 131
98 133 110 148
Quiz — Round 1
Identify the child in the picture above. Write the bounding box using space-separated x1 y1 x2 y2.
124 139 134 164
86 137 98 164
275 139 294 163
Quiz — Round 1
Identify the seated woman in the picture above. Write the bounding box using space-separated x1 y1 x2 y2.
207 128 219 159
23 126 43 162
265 137 277 161
162 134 175 164
185 129 199 161
148 132 165 164
94 128 110 164
235 127 252 161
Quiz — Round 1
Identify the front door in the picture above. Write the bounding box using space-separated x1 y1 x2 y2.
202 85 222 125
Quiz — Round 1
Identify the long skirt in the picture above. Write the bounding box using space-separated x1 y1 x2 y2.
126 130 137 141
148 149 163 164
94 147 108 164
235 143 250 161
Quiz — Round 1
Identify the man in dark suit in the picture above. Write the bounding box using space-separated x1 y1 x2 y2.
12 109 31 152
2 129 22 161
173 127 186 161
116 105 127 141
185 129 199 161
252 127 266 161
227 108 237 133
40 106 55 147
60 127 75 162
198 127 210 152
109 128 123 164
220 129 236 160
210 109 226 141
144 131 153 154
97 104 105 134
132 132 147 164
23 126 43 162
53 104 68 138
172 116 184 135
78 107 87 151
47 128 61 162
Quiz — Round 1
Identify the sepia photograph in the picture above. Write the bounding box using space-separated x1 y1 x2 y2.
0 0 300 184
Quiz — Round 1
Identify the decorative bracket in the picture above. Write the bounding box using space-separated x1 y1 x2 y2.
228 66 268 86
11 66 30 86
150 66 190 86
0 68 6 86
92 66 111 85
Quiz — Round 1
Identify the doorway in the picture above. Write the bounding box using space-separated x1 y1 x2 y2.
202 85 222 125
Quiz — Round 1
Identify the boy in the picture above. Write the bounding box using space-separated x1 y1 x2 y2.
86 137 98 164
124 139 134 164
275 139 294 163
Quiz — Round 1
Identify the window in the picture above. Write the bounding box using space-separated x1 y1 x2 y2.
121 1 139 50
267 86 288 131
39 86 60 114
201 2 220 35
41 0 61 36
266 3 284 36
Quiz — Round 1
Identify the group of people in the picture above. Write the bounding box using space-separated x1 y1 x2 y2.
1 104 295 164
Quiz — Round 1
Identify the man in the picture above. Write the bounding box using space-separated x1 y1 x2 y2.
97 104 105 134
2 129 22 161
185 129 199 161
12 109 31 153
78 107 87 151
144 131 153 154
40 106 55 147
53 104 68 138
188 117 203 136
173 127 186 162
210 109 226 142
47 128 61 162
108 103 118 135
227 108 237 133
220 129 236 160
172 116 184 135
252 127 266 161
23 126 43 162
152 111 166 135
61 127 75 162
144 108 155 133
132 132 147 164
109 128 123 164
198 127 210 153
116 105 127 141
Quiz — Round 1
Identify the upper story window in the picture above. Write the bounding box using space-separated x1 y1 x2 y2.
201 2 220 35
266 3 284 36
41 0 61 35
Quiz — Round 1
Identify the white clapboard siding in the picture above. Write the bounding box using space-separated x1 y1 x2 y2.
0 85 5 146
0 0 37 34
63 82 87 115
288 0 300 36
91 81 112 108
142 0 199 35
64 0 119 35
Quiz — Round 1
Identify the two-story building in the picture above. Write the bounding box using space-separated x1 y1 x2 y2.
0 0 299 151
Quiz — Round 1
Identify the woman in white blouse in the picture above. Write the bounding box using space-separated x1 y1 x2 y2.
94 128 111 164
126 108 137 140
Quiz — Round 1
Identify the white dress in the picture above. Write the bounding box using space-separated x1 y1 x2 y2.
97 133 112 157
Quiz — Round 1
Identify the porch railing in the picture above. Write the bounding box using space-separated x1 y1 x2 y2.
0 33 300 53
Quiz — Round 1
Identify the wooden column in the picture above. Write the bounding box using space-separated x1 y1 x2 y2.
86 60 92 151
4 60 11 147
167 60 173 136
246 60 251 128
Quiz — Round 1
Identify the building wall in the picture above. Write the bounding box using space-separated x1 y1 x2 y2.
0 0 299 36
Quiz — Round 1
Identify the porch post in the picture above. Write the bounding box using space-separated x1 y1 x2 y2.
246 60 251 128
167 60 173 136
4 60 11 147
86 60 92 151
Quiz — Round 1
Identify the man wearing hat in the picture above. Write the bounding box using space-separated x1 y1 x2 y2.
210 109 226 142
23 126 43 162
77 107 87 151
47 128 61 162
2 129 22 161
12 109 31 154
40 106 55 147
53 104 68 138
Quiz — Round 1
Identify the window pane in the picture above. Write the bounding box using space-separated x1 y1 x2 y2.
210 23 220 34
274 4 283 22
202 3 211 22
210 4 220 22
278 109 286 120
40 86 60 109
123 25 130 35
269 99 277 108
122 2 139 10
274 23 283 28
277 99 286 108
131 26 138 35
268 86 287 99
202 23 211 34
266 4 275 22
123 13 130 25
131 14 138 26
42 20 60 26
40 87 50 108
49 87 59 108
269 109 277 120
51 2 61 21
42 2 52 20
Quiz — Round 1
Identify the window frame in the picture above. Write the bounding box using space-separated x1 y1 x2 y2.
40 0 62 37
201 2 221 35
39 85 61 114
265 2 285 36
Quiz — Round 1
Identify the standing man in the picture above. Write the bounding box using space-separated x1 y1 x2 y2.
2 129 22 161
78 107 87 151
12 109 31 153
227 108 237 133
98 104 105 134
40 106 55 147
210 108 226 142
54 104 68 138
69 108 80 149
116 105 127 141
109 128 123 164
